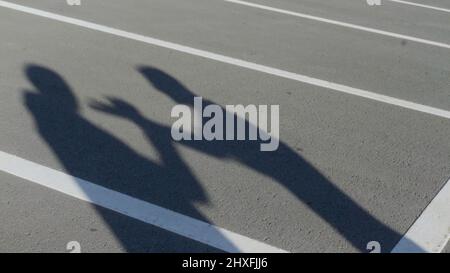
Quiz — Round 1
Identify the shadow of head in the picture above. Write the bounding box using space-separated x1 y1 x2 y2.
25 65 78 112
138 66 195 105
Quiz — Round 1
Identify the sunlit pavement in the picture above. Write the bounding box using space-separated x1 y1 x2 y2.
0 0 449 253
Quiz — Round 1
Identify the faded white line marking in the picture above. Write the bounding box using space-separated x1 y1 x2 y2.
223 0 450 49
0 151 287 253
387 0 450 13
391 177 450 253
1 1 450 121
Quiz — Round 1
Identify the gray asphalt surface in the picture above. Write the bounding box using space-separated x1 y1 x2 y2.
0 172 221 252
444 241 450 253
9 0 450 109
0 0 449 253
393 0 450 9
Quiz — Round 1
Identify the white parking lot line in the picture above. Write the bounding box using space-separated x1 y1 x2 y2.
223 0 450 50
387 0 450 13
1 1 450 121
391 176 450 253
0 150 288 253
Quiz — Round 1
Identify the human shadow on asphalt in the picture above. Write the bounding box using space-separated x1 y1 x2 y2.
23 64 236 252
23 64 421 253
125 65 422 252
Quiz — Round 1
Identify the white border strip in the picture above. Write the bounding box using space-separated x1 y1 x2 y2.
391 177 450 253
1 1 450 121
223 0 450 50
0 151 287 253
387 0 450 14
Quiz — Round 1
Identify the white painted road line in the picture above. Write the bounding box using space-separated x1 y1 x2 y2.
387 0 450 14
223 0 450 50
391 176 450 253
0 151 288 253
1 1 450 121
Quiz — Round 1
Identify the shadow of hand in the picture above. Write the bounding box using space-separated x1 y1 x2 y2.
89 97 141 120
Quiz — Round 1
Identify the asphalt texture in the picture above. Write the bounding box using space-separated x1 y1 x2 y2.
0 0 449 252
